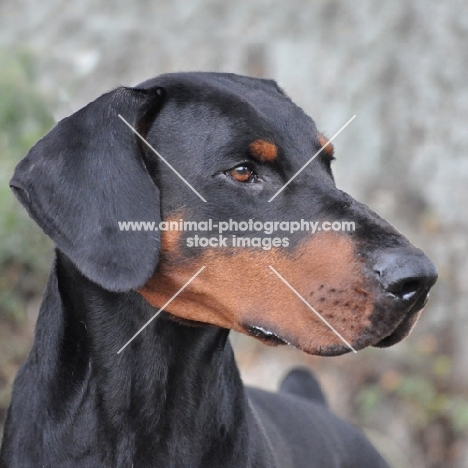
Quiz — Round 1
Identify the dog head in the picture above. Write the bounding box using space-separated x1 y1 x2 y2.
11 73 437 355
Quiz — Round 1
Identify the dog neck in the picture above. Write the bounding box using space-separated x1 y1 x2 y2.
8 251 269 466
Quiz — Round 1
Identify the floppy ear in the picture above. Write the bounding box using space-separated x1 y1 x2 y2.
10 86 163 292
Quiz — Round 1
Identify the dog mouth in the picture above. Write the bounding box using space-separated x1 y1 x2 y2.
244 291 431 354
372 293 429 348
245 325 292 346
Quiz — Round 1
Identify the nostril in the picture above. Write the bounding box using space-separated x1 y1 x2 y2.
386 278 421 301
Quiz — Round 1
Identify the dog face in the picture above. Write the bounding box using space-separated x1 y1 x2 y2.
10 72 437 356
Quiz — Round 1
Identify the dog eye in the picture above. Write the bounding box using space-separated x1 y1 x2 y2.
228 165 258 183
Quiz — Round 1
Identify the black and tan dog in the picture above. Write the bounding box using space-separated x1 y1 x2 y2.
0 73 437 467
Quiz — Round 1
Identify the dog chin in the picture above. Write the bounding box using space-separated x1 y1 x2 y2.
373 297 428 348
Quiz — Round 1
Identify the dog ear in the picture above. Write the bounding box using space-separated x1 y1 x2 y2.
10 86 164 292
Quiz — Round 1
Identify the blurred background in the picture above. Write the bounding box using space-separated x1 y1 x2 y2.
0 1 467 466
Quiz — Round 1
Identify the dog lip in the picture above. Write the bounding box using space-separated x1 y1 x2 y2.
373 293 429 348
245 325 291 346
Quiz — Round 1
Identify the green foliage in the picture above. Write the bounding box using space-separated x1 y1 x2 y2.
0 49 54 322
451 397 468 434
357 385 384 414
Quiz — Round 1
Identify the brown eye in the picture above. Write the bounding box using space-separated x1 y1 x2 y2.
229 166 257 183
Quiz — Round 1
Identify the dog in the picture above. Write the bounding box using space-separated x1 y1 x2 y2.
0 72 437 467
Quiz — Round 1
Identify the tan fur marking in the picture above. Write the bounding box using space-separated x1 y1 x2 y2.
138 232 375 355
249 140 278 162
318 133 334 158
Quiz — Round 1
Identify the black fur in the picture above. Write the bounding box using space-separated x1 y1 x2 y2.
10 87 163 292
280 368 328 406
1 72 437 467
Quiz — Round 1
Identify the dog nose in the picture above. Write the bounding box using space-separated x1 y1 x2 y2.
373 248 438 302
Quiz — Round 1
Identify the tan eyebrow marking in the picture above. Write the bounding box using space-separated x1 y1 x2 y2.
249 139 278 162
317 133 334 158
